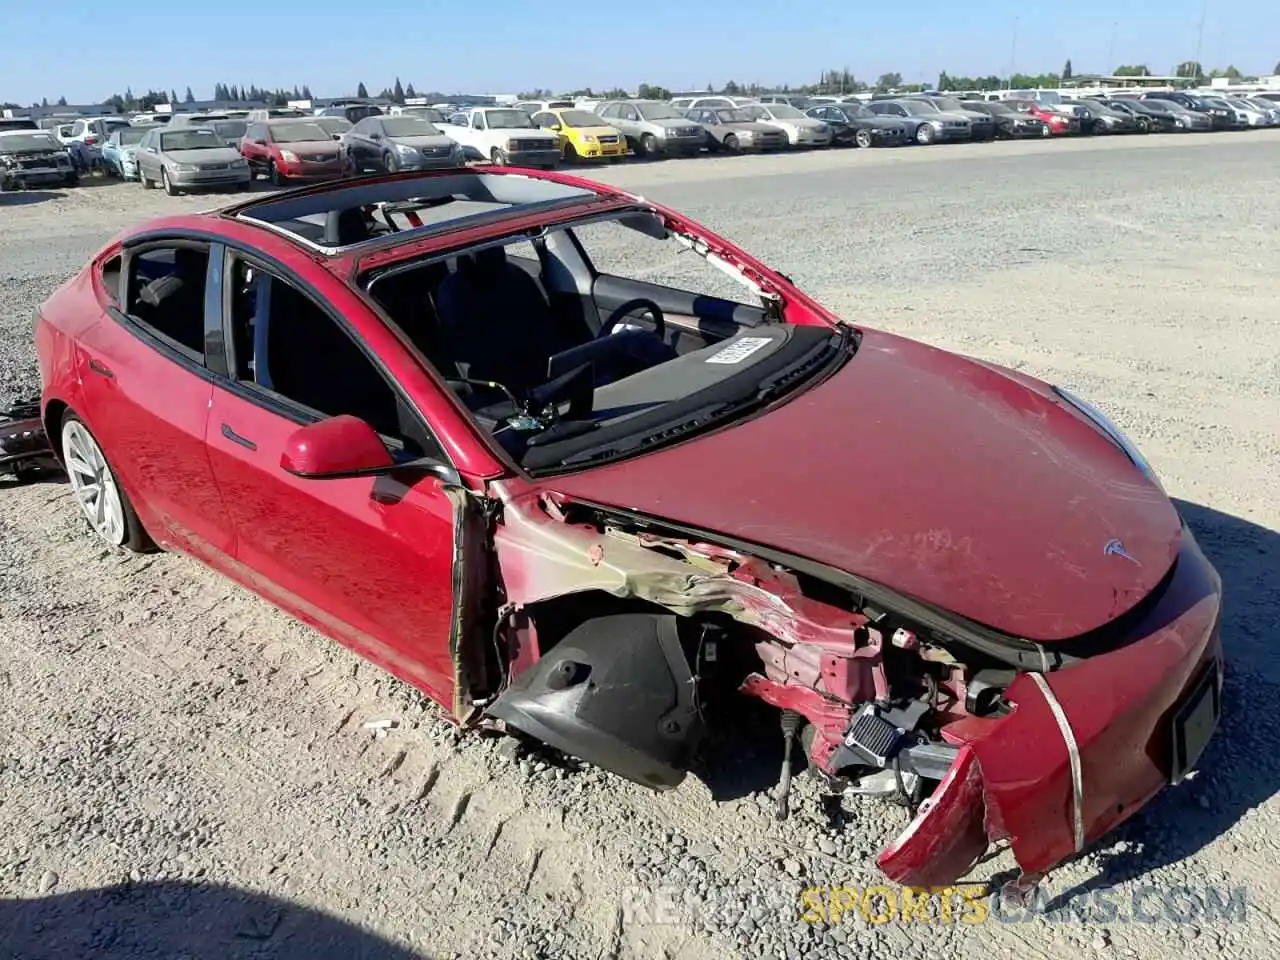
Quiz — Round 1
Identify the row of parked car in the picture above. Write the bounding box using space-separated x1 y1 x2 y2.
3 87 1277 192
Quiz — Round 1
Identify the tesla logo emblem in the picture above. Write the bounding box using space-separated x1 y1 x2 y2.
1103 538 1141 565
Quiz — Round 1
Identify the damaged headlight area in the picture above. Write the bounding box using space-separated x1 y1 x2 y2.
473 491 1222 892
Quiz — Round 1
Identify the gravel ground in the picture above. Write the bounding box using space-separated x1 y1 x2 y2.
1 133 1278 960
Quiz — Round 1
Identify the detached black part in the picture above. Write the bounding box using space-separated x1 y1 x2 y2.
1 398 59 480
486 613 704 790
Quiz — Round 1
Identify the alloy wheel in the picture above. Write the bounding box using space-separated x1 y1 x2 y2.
62 419 125 546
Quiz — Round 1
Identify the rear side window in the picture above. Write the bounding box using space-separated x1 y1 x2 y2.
123 246 209 360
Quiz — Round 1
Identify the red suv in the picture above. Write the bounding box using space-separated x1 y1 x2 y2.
238 118 345 186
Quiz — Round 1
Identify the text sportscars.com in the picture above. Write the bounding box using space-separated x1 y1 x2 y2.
619 882 1249 927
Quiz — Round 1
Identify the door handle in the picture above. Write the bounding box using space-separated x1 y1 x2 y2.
220 423 257 451
88 358 114 379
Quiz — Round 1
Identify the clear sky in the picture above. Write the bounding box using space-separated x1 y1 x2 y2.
4 1 1277 105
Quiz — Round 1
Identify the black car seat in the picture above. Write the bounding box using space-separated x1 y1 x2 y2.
135 248 207 350
263 278 401 438
323 207 373 246
432 245 572 399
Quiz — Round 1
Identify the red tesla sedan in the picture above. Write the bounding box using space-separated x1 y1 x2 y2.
33 168 1222 890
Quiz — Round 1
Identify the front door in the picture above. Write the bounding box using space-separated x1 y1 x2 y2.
203 252 463 706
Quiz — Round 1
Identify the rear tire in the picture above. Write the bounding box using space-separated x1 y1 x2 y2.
60 413 153 553
140 169 154 189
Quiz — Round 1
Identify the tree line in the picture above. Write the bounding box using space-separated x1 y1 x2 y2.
7 60 1280 114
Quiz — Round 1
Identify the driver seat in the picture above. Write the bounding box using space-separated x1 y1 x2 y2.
433 245 571 399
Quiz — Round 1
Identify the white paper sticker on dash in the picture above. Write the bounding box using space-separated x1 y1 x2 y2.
705 337 771 364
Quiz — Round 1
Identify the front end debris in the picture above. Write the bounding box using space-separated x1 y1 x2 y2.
1 397 59 480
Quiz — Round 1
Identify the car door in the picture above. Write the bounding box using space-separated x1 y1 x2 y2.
203 248 470 708
73 239 234 561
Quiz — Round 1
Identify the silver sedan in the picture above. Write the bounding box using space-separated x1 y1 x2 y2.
135 127 251 195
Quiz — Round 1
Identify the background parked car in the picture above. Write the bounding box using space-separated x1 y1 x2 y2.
867 99 972 144
135 126 250 195
906 96 997 140
246 108 309 122
312 115 353 139
669 95 760 111
593 100 707 158
101 126 148 179
514 99 575 114
1062 99 1136 134
239 119 345 185
0 130 77 190
315 103 383 123
738 103 833 147
530 108 628 162
1144 99 1213 131
759 94 813 109
960 100 1049 138
441 107 561 168
684 107 788 152
804 102 908 147
390 106 448 123
1006 99 1078 135
340 115 462 173
206 119 248 148
1198 97 1249 128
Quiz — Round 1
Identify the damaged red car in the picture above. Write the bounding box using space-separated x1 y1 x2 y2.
32 168 1223 889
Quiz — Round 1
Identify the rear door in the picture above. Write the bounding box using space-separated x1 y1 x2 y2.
203 248 474 709
74 239 233 560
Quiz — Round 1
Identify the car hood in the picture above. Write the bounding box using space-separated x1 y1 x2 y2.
162 147 243 164
570 125 622 138
277 139 340 154
543 328 1181 642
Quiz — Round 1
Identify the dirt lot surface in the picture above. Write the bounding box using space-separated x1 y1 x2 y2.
2 133 1278 960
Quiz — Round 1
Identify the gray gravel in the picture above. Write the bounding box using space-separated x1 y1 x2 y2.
1 134 1278 959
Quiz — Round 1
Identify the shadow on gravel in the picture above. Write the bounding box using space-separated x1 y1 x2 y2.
1041 498 1279 907
0 881 429 959
0 190 65 206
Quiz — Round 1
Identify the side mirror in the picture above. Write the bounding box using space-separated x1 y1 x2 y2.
550 123 562 131
280 415 394 478
280 415 459 484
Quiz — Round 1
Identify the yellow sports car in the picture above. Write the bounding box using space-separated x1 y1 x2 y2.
530 108 629 161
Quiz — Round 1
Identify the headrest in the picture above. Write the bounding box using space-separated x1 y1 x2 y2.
139 274 185 308
324 207 371 247
471 245 507 274
172 248 206 278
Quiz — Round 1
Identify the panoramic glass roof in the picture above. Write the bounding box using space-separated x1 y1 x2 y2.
231 172 605 252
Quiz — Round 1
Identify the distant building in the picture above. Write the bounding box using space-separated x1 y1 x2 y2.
3 103 117 120
154 100 267 114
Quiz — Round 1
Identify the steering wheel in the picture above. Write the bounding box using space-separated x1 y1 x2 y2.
598 298 666 342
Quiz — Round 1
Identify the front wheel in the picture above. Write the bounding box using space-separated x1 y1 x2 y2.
383 151 400 173
490 147 508 166
915 124 936 145
855 128 873 149
60 414 152 552
722 133 739 152
161 167 178 196
640 133 659 157
269 160 286 186
562 140 579 163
